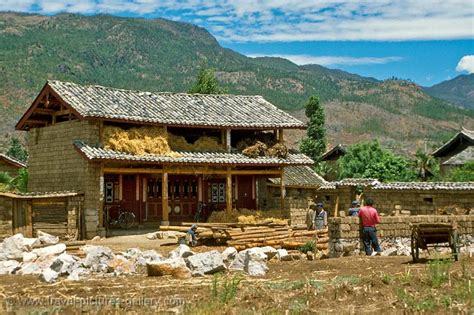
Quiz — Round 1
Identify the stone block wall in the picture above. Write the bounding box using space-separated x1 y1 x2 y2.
0 196 13 239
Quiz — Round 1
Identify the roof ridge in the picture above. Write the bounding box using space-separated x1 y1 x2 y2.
48 79 264 98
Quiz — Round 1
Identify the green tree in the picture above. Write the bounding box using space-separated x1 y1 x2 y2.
412 149 438 181
300 96 327 162
6 137 28 163
188 65 227 94
338 141 416 182
446 161 474 182
0 168 28 193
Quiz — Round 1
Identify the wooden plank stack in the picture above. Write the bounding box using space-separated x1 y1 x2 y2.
159 223 329 251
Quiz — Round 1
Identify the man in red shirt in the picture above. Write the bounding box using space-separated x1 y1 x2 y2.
358 198 382 256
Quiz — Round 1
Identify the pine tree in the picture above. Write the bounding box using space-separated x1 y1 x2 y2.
6 137 28 163
300 96 327 162
188 66 227 94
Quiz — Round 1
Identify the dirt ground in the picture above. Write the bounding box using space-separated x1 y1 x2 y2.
0 239 472 314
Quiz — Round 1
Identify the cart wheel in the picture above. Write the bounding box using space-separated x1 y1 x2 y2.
411 233 418 262
451 231 459 262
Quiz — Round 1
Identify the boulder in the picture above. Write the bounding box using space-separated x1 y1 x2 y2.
22 237 41 250
1 234 28 260
37 231 59 245
168 244 194 259
221 247 238 263
50 253 79 275
258 246 278 260
17 262 43 275
31 244 66 258
22 252 38 263
306 251 315 261
122 248 142 259
228 250 248 271
0 260 20 275
81 245 114 268
185 250 226 276
41 268 59 283
276 249 289 261
135 250 163 266
244 248 268 276
147 258 192 279
67 267 89 281
148 231 185 240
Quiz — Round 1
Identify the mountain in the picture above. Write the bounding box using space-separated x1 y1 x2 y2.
425 74 474 109
0 12 473 154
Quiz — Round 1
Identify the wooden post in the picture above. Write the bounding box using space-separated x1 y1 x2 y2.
226 129 231 153
226 168 232 212
26 201 33 238
118 174 123 201
280 168 286 211
278 129 284 143
334 195 340 217
162 171 169 225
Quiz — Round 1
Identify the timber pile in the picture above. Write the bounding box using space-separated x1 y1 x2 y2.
159 223 329 251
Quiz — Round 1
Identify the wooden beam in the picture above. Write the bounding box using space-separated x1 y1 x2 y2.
135 175 140 201
226 168 232 212
55 108 72 116
26 202 33 238
162 172 169 224
279 129 284 143
103 167 281 176
33 108 56 115
25 119 48 125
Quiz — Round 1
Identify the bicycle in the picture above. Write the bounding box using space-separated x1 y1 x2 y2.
105 205 136 229
194 202 207 222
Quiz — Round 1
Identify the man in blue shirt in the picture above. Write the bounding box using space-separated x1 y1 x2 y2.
313 203 327 230
348 200 361 216
186 224 198 246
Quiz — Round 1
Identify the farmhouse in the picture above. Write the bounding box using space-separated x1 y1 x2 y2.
432 127 473 175
0 153 26 175
15 80 312 237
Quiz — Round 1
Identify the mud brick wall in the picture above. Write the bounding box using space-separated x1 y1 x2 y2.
0 196 13 239
364 189 474 215
27 120 100 194
329 215 474 240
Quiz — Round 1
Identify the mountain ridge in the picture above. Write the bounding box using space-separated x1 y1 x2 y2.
424 74 474 109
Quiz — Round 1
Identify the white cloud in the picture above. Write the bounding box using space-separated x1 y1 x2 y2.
2 0 473 42
247 54 403 66
456 55 474 74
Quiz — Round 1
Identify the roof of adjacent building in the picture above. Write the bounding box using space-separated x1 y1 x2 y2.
432 128 474 158
36 80 306 129
0 191 79 199
319 179 474 191
74 141 313 166
320 144 346 161
442 146 474 166
0 153 27 169
268 166 327 187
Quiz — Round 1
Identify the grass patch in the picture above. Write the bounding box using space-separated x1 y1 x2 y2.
427 258 451 288
332 275 360 286
297 241 315 254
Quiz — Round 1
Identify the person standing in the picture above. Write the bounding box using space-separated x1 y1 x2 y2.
306 203 316 230
313 203 327 230
348 200 361 216
358 198 382 255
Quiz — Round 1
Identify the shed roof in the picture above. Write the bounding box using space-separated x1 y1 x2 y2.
74 141 313 167
28 80 305 129
268 166 327 187
320 144 346 161
442 146 473 166
0 153 27 169
371 182 474 191
432 128 474 158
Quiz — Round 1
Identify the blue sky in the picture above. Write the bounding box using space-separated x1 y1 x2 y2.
1 0 473 86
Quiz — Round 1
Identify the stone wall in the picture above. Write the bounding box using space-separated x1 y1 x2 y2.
0 196 13 239
328 215 474 257
364 188 474 215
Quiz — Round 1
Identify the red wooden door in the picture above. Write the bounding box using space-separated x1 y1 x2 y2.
236 176 255 209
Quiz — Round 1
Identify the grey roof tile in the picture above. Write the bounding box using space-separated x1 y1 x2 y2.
442 146 473 165
0 153 27 168
48 80 305 129
74 141 313 166
269 166 326 187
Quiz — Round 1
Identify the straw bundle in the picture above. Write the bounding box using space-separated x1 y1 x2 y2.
168 134 225 152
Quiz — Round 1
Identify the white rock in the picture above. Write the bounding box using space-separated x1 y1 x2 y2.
228 250 248 271
276 249 289 260
22 237 41 250
0 260 20 274
244 248 268 276
1 234 28 260
22 252 38 263
169 244 194 259
67 267 89 281
91 236 101 242
185 250 226 276
31 244 66 258
37 231 59 245
221 247 238 263
17 262 42 275
135 250 163 266
122 248 142 259
258 246 278 260
107 255 135 275
41 268 59 283
147 257 192 279
50 253 79 275
81 245 114 268
382 248 398 257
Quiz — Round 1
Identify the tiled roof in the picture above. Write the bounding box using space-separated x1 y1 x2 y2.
320 144 346 161
0 191 79 199
47 80 305 129
432 128 474 157
318 178 379 190
268 166 327 187
371 182 474 191
442 146 473 165
74 141 313 166
0 153 27 168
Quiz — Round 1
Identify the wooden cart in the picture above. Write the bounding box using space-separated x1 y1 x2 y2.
410 223 460 262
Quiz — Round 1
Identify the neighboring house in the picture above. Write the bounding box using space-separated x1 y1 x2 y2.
432 128 474 175
15 80 312 236
261 165 327 224
320 144 346 181
0 153 26 175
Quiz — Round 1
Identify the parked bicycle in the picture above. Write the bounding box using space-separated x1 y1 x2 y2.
194 202 207 222
105 205 135 229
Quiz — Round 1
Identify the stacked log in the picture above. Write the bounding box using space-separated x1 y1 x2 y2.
158 223 330 251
